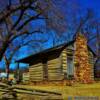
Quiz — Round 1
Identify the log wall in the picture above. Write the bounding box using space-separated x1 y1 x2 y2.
88 51 94 80
48 57 63 80
29 55 64 82
29 63 43 82
60 49 67 79
23 72 29 82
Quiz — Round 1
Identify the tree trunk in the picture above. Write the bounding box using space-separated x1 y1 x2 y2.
6 64 10 81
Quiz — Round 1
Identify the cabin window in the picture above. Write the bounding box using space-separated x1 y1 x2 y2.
67 56 74 79
67 44 74 80
42 59 48 80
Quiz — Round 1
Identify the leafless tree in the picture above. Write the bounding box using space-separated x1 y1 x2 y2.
3 33 47 80
0 0 67 61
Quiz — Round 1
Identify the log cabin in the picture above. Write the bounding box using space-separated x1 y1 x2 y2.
17 33 96 84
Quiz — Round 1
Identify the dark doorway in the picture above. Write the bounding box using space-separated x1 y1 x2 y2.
42 59 48 81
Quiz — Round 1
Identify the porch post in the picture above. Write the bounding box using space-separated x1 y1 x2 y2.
17 63 20 83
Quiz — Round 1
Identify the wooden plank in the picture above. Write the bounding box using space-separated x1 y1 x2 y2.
30 64 43 68
30 66 42 69
49 76 62 78
48 66 60 68
30 74 43 76
30 78 43 80
30 72 43 74
29 70 43 72
30 75 43 77
48 75 62 77
30 70 43 73
48 66 60 69
30 79 42 81
29 69 43 72
29 69 43 71
49 78 63 80
48 71 62 73
30 77 43 79
48 68 61 70
62 60 67 63
48 62 60 66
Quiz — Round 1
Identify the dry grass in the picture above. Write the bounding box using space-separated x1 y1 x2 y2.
15 82 100 100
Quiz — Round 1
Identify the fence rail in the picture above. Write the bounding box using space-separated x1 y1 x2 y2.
0 82 63 100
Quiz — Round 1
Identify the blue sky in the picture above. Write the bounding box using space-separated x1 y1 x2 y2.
0 0 100 70
80 0 100 17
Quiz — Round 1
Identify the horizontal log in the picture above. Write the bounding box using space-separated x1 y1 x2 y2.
49 77 63 79
29 73 43 75
29 70 43 73
48 73 63 76
30 77 43 79
30 75 43 77
48 63 60 65
14 86 62 95
29 72 43 75
48 61 59 63
29 69 43 73
48 66 60 68
30 65 43 68
30 66 43 69
49 78 63 81
48 62 60 65
61 57 66 59
29 70 43 72
49 76 63 79
29 69 43 71
23 77 29 79
62 65 67 67
62 60 67 63
29 72 43 74
62 55 67 57
15 90 48 96
49 74 63 76
48 67 60 69
30 76 43 78
61 53 67 55
30 72 43 74
48 71 62 73
30 79 43 81
30 74 43 77
30 75 43 78
48 69 61 71
48 66 60 69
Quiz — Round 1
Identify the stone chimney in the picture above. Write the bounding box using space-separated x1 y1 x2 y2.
74 33 93 83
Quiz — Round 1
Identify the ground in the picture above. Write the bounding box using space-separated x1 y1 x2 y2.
14 82 100 100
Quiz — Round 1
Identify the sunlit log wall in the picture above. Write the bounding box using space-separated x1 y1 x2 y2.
29 52 66 82
60 49 67 79
48 58 63 81
23 72 29 82
29 63 43 82
88 51 95 80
